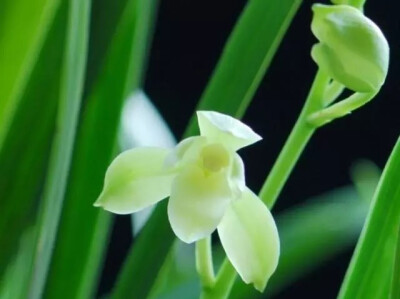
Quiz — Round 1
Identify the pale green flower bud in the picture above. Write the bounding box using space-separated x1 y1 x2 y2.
331 0 348 4
311 4 389 92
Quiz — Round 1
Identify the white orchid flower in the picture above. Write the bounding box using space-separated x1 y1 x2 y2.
94 111 280 291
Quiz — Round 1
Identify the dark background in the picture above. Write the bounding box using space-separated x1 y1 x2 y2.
101 0 400 297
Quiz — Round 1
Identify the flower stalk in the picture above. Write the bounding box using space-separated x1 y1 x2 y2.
260 69 330 208
196 236 216 288
201 260 237 299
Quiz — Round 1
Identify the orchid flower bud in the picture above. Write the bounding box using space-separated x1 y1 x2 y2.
311 4 389 92
331 0 351 5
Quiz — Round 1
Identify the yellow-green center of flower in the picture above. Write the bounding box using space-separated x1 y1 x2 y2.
200 143 230 172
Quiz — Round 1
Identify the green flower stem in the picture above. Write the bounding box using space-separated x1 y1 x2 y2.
200 69 331 298
307 91 376 127
196 236 216 288
201 260 237 299
260 69 330 208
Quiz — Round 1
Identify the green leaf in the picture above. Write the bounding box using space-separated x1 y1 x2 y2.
0 0 60 147
0 228 36 299
185 0 302 135
147 242 200 299
0 3 67 280
84 0 130 96
26 0 91 297
112 0 301 297
338 137 400 299
350 159 381 203
391 226 400 299
113 200 173 299
43 0 159 297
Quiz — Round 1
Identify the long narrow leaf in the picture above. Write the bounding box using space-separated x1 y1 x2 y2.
0 228 35 299
184 0 301 134
391 226 400 299
112 0 301 297
0 4 67 279
0 0 60 146
84 0 130 96
338 137 400 299
27 0 91 297
44 0 159 297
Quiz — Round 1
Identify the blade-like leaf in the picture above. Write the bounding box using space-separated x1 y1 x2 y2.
43 0 159 297
184 0 302 135
112 0 301 297
84 0 130 97
0 3 67 279
391 226 400 299
27 0 91 297
0 228 35 299
350 159 381 203
0 0 60 146
338 137 400 299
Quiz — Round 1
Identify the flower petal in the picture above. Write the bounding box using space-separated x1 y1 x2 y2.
197 111 262 151
94 147 176 214
217 188 280 292
164 136 207 169
228 154 246 198
168 166 232 243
